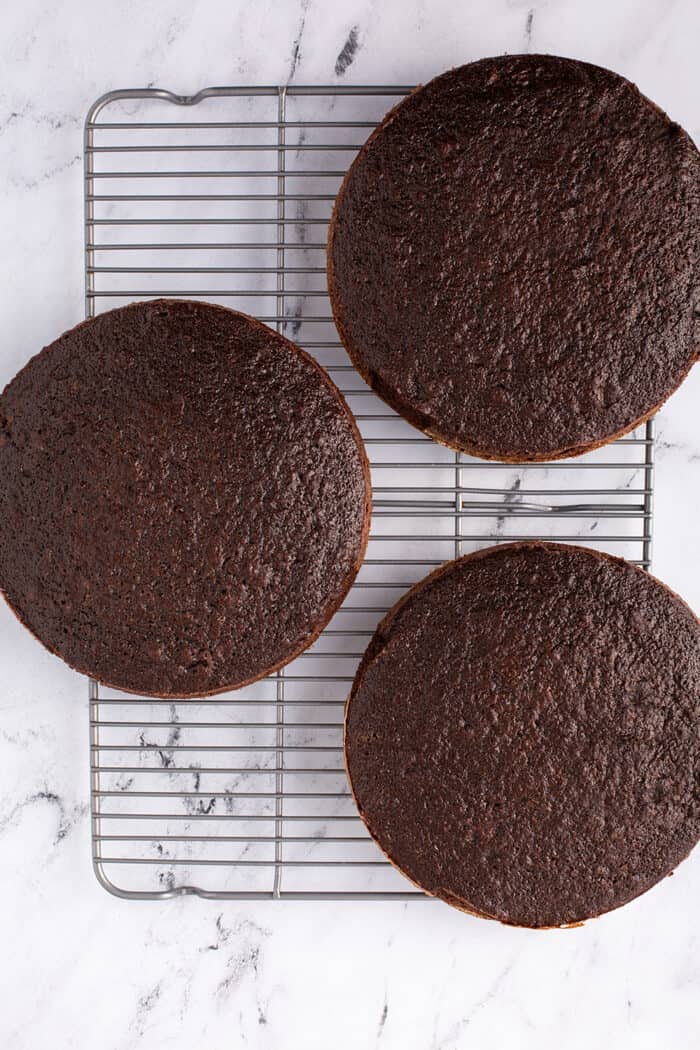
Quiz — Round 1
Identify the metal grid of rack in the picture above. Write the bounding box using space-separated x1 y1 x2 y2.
84 86 655 899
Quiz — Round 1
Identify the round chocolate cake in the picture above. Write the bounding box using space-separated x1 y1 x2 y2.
0 300 371 697
345 542 700 927
328 55 700 461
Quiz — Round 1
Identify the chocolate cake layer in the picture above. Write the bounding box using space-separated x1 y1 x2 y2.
329 55 700 461
345 542 700 926
0 300 371 696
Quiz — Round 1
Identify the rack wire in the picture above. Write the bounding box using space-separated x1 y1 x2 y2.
84 86 655 899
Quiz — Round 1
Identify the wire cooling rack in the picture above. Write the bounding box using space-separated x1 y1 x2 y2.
84 85 655 899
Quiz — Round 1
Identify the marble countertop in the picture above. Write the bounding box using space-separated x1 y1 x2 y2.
1 1 700 1047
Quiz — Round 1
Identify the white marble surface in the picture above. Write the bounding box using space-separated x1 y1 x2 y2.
1 1 700 1047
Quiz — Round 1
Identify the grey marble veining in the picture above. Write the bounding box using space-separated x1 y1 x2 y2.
1 1 700 1047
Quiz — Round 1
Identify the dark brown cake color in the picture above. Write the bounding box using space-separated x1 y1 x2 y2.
345 542 700 927
328 55 700 462
0 300 371 697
